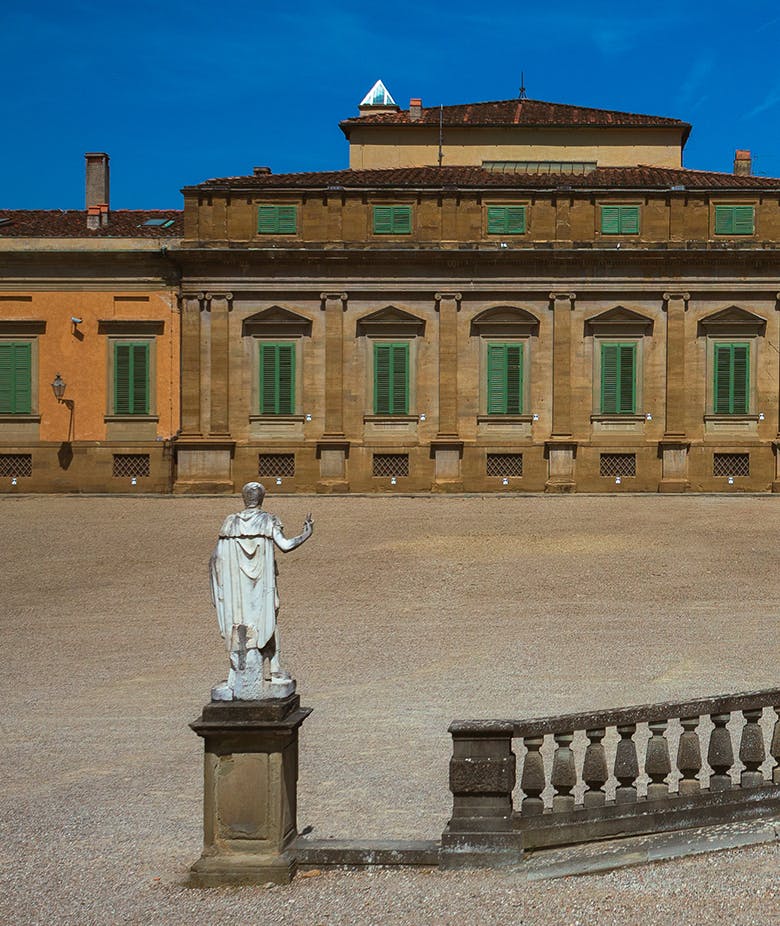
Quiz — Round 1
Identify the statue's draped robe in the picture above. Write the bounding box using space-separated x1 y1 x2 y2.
209 509 281 653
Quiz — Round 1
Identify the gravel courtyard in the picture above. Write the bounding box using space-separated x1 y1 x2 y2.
0 493 777 925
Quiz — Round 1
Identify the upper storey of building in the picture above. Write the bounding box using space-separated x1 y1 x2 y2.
340 81 692 170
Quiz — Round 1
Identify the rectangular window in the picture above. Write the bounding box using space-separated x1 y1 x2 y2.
486 343 524 414
601 343 636 414
713 343 750 414
486 453 523 477
374 342 409 414
259 342 295 415
713 452 749 477
112 454 150 478
600 453 636 477
714 205 754 236
114 342 150 415
372 205 412 235
0 453 32 477
372 453 409 477
600 205 640 235
486 205 526 235
257 205 298 235
258 453 295 477
0 342 32 414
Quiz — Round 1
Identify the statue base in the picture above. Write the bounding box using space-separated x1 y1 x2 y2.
189 694 311 887
211 675 296 701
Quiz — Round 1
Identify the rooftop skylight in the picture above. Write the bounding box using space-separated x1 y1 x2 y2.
142 218 175 228
360 80 396 107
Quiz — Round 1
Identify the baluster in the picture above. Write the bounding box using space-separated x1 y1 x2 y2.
614 724 639 803
551 732 576 812
771 707 780 785
645 720 671 800
520 736 546 815
707 713 734 791
677 716 702 795
739 709 765 789
582 728 608 808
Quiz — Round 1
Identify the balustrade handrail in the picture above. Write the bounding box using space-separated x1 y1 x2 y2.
449 686 780 738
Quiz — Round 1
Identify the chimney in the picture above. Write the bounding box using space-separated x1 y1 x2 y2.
409 98 422 122
734 149 751 176
85 152 110 226
253 166 272 176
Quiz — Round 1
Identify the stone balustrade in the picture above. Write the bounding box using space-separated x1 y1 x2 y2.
441 687 780 866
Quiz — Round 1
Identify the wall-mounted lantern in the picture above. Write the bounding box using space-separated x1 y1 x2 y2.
52 373 67 403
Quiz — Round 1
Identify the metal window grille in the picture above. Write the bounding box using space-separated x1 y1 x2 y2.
600 453 636 477
486 453 523 477
258 453 295 478
372 453 409 478
0 453 32 477
112 454 150 478
713 453 750 477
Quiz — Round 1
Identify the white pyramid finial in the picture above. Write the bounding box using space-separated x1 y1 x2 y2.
360 79 396 107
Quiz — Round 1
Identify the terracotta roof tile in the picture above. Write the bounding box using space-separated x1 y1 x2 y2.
340 98 690 134
189 165 780 192
0 210 183 238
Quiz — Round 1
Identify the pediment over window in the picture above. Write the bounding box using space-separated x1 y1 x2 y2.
470 305 540 337
698 306 766 335
242 306 312 337
585 306 653 335
356 305 425 337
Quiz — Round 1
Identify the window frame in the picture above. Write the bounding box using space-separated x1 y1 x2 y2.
257 340 297 416
485 204 527 236
599 204 641 236
257 204 298 236
599 341 637 415
373 341 410 415
485 341 525 415
711 340 752 415
107 338 155 417
0 340 34 415
713 204 755 237
372 204 413 236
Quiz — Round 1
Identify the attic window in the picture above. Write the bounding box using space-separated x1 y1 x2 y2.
483 161 597 175
142 218 175 228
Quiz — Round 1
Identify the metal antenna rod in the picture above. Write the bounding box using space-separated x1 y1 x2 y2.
519 71 527 100
438 104 444 166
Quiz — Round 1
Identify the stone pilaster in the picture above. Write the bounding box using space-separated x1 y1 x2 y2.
546 292 577 493
207 292 233 438
774 294 780 492
659 292 690 493
317 292 349 492
431 292 463 490
189 695 311 886
179 292 204 437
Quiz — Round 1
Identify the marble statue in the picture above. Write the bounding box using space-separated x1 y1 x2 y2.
209 482 313 700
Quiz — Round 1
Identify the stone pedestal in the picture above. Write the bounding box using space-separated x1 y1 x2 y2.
431 439 464 492
189 695 311 886
545 439 577 493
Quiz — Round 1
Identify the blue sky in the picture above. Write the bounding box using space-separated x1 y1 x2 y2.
2 0 780 209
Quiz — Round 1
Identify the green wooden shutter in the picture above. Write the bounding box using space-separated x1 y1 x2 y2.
487 206 506 235
506 343 523 413
114 342 149 415
115 343 132 414
276 206 297 235
390 343 409 413
486 344 508 413
391 206 412 234
373 206 393 235
0 342 32 414
617 343 636 413
732 344 749 413
713 344 732 413
374 343 392 413
258 206 278 234
733 205 755 235
374 342 408 414
601 343 619 413
601 206 620 235
259 343 295 414
619 206 640 235
601 343 636 414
